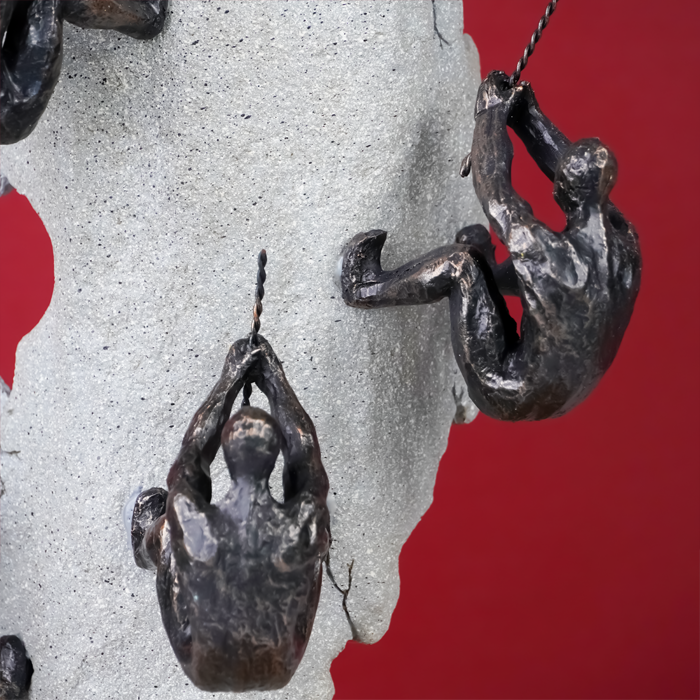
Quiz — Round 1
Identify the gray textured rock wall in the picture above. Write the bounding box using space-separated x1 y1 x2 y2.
0 1 482 697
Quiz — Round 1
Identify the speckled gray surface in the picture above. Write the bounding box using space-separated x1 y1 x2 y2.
0 2 483 697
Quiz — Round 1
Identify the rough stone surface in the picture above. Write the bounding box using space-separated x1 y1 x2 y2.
0 2 482 697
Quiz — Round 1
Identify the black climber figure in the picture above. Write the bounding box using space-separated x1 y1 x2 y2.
131 335 330 692
341 70 641 421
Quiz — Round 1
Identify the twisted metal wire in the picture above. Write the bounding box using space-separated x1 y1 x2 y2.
508 0 559 88
242 249 267 407
250 249 267 343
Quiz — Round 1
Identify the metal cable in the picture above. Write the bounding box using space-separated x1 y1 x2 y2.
508 0 559 88
250 248 267 342
242 249 267 407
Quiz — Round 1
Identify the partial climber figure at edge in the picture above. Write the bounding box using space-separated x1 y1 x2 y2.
130 336 330 692
0 0 168 145
0 635 33 699
341 71 641 421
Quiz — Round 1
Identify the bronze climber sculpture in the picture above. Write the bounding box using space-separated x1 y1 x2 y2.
1 0 167 144
131 335 330 692
341 71 641 421
0 635 32 699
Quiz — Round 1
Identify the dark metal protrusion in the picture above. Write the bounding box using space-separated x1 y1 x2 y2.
0 635 33 699
508 0 559 88
460 152 472 178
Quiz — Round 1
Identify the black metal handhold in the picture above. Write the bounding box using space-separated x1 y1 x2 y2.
131 335 330 692
0 635 33 700
0 0 168 145
341 71 641 421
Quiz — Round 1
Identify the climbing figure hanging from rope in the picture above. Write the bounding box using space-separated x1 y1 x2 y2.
340 70 641 421
130 253 330 691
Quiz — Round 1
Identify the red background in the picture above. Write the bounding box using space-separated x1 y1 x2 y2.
1 1 698 698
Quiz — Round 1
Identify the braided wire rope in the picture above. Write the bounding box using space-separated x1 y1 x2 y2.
250 249 267 342
460 0 560 179
508 0 559 88
241 249 267 407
